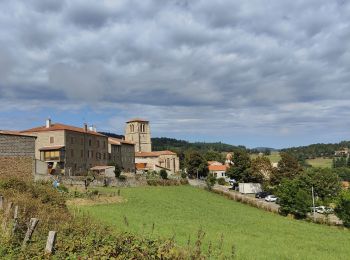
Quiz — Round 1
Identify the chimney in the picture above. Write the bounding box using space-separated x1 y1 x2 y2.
46 118 51 128
84 123 88 132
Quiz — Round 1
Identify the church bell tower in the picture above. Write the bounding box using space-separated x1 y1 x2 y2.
125 118 152 152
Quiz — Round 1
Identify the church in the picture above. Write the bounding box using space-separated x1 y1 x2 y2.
124 118 180 174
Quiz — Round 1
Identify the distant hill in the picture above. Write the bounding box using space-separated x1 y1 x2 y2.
281 141 350 160
251 147 278 152
99 132 124 139
99 134 245 154
151 137 246 153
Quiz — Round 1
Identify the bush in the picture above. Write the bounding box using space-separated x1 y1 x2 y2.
118 175 127 181
335 190 350 227
114 163 122 179
180 171 187 179
160 169 168 180
217 177 226 185
206 175 216 190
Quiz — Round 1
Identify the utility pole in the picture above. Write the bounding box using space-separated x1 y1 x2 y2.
312 186 316 221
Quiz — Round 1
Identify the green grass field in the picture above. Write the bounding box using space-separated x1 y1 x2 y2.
76 186 350 259
306 158 333 168
250 151 281 163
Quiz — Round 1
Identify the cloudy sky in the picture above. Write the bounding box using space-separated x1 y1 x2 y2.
1 0 350 148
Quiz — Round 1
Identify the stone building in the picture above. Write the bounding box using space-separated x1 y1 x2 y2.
0 131 37 179
22 119 109 175
125 118 152 152
125 118 180 174
108 137 135 172
135 150 179 174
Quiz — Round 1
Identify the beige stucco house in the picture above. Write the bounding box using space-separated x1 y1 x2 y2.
22 119 109 175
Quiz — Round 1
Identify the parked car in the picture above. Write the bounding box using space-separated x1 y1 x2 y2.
315 206 334 214
255 191 269 199
228 178 236 186
265 195 278 202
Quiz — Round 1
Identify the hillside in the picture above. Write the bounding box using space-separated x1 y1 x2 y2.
281 141 350 160
100 134 246 153
80 186 350 259
151 137 246 153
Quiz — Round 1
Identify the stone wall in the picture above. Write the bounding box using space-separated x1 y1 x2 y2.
0 157 34 180
0 134 36 157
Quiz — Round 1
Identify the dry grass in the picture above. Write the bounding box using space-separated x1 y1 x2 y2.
66 195 125 206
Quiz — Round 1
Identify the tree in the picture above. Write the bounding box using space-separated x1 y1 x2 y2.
206 174 216 190
249 156 273 183
275 152 302 184
276 179 312 219
226 150 251 182
159 169 168 180
185 151 208 178
114 163 122 179
298 168 341 204
203 150 225 163
335 190 350 227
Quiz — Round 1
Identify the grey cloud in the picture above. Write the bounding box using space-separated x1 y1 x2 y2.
1 0 350 146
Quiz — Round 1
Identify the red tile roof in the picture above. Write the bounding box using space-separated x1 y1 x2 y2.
208 165 227 171
126 118 149 123
22 123 106 137
108 137 135 146
208 161 223 165
0 130 37 138
135 150 177 157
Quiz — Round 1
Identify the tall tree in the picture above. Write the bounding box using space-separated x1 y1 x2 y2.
276 152 302 182
226 150 251 182
185 151 208 178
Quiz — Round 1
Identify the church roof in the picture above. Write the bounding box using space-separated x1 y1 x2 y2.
126 118 149 123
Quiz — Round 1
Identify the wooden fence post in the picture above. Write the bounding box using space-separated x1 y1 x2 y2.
1 201 13 231
45 231 57 255
12 205 19 235
22 218 39 249
0 196 3 210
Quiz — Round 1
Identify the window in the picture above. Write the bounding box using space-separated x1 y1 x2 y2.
44 151 60 161
71 149 74 158
71 137 74 144
91 151 94 158
89 139 92 146
49 136 54 144
97 140 100 148
81 150 83 158
103 141 106 148
103 153 106 160
81 138 83 145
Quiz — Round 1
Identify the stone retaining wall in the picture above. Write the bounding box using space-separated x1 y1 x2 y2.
0 157 34 180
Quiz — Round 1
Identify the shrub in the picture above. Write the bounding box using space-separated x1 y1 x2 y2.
335 190 350 227
206 175 216 190
114 163 122 179
160 169 168 180
118 175 127 181
181 171 187 179
217 177 226 185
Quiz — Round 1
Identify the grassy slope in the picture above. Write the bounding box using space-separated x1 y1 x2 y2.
306 158 333 168
250 151 281 163
78 186 350 260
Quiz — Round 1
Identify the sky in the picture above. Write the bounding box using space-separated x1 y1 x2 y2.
1 0 350 149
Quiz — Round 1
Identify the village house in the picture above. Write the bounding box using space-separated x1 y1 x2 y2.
208 164 228 179
22 119 109 175
108 137 135 172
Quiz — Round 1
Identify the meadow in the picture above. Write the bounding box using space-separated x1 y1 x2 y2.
77 186 350 259
250 151 281 163
306 157 333 168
